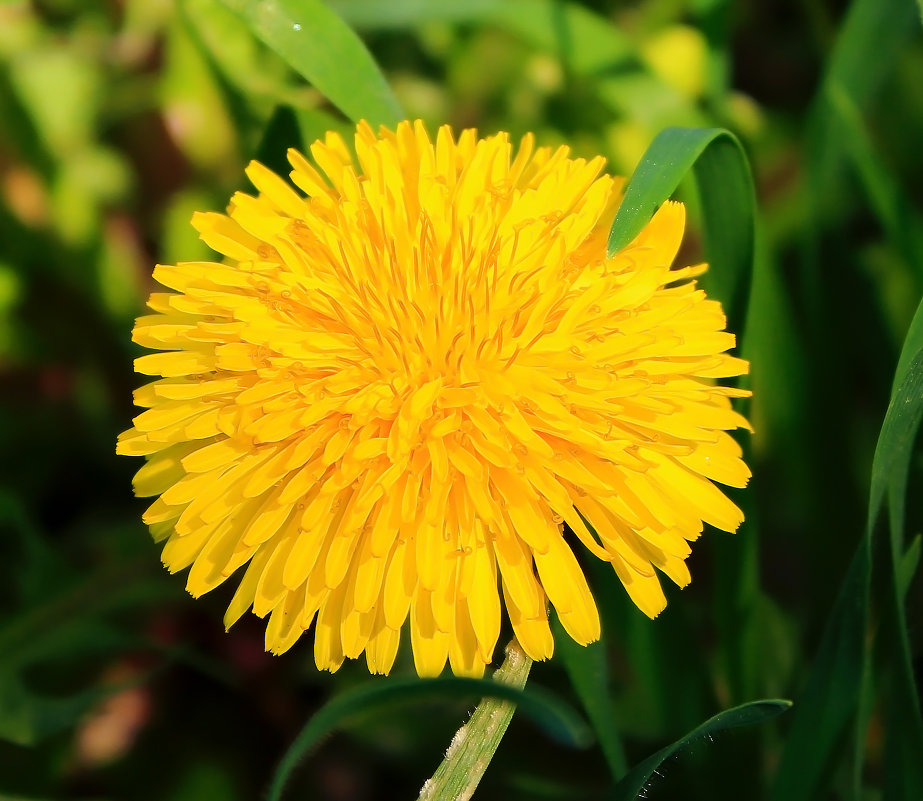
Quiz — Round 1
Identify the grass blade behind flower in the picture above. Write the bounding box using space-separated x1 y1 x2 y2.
218 0 403 126
605 124 764 715
606 126 755 337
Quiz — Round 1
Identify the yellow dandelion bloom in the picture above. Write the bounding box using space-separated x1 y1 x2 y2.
117 120 751 678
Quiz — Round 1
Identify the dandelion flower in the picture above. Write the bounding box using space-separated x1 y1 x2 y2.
118 120 751 678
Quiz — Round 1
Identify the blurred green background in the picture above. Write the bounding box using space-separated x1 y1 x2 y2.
1 0 922 799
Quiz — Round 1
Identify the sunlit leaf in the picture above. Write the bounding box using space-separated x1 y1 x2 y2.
218 0 403 126
606 126 755 335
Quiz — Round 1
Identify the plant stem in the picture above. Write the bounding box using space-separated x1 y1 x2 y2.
417 640 532 801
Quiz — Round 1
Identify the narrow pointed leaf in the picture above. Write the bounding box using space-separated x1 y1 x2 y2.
218 0 403 126
606 127 755 335
610 699 791 801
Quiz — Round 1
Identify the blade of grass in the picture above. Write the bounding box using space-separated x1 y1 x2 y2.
879 306 923 800
871 298 923 524
609 700 791 801
882 359 923 801
606 126 755 336
800 0 917 385
181 0 320 112
266 661 591 801
875 299 923 801
606 125 761 713
218 0 403 126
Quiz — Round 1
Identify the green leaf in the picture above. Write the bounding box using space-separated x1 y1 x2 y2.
879 344 923 801
609 699 791 801
552 616 627 780
893 296 923 411
778 3 923 792
181 0 320 112
328 0 635 76
606 126 755 335
266 665 591 801
871 313 923 530
218 0 403 126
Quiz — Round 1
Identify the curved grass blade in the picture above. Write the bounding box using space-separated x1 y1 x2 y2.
882 357 923 801
609 699 791 801
877 307 923 801
218 0 403 126
606 127 755 335
871 297 923 525
181 0 317 112
266 664 591 801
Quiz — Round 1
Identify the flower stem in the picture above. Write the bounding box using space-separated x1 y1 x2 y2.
417 640 532 801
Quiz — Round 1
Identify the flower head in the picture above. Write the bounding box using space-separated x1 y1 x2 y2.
118 120 750 677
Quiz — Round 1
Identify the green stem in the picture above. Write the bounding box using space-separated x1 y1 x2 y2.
417 640 532 801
